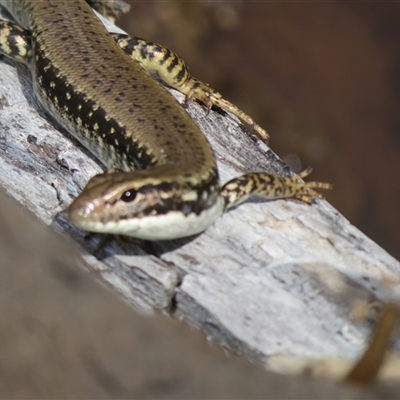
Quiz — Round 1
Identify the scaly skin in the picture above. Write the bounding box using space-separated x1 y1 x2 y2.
0 0 332 240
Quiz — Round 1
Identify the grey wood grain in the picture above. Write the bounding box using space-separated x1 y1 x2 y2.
3 190 394 399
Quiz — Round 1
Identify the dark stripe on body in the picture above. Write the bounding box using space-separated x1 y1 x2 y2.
33 42 157 170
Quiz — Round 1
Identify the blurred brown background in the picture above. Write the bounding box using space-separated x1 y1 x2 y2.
120 1 400 260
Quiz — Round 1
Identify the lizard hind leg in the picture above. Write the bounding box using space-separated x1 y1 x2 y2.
0 20 31 64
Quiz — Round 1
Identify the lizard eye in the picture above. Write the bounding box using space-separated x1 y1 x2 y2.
120 190 137 202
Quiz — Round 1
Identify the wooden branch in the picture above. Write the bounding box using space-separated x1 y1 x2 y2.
1 11 400 382
4 185 398 398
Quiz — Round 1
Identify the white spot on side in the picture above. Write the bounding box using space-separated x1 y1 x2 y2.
181 191 198 202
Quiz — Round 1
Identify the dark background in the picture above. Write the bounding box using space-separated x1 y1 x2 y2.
120 2 400 260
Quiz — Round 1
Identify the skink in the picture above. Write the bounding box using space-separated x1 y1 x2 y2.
0 0 331 240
